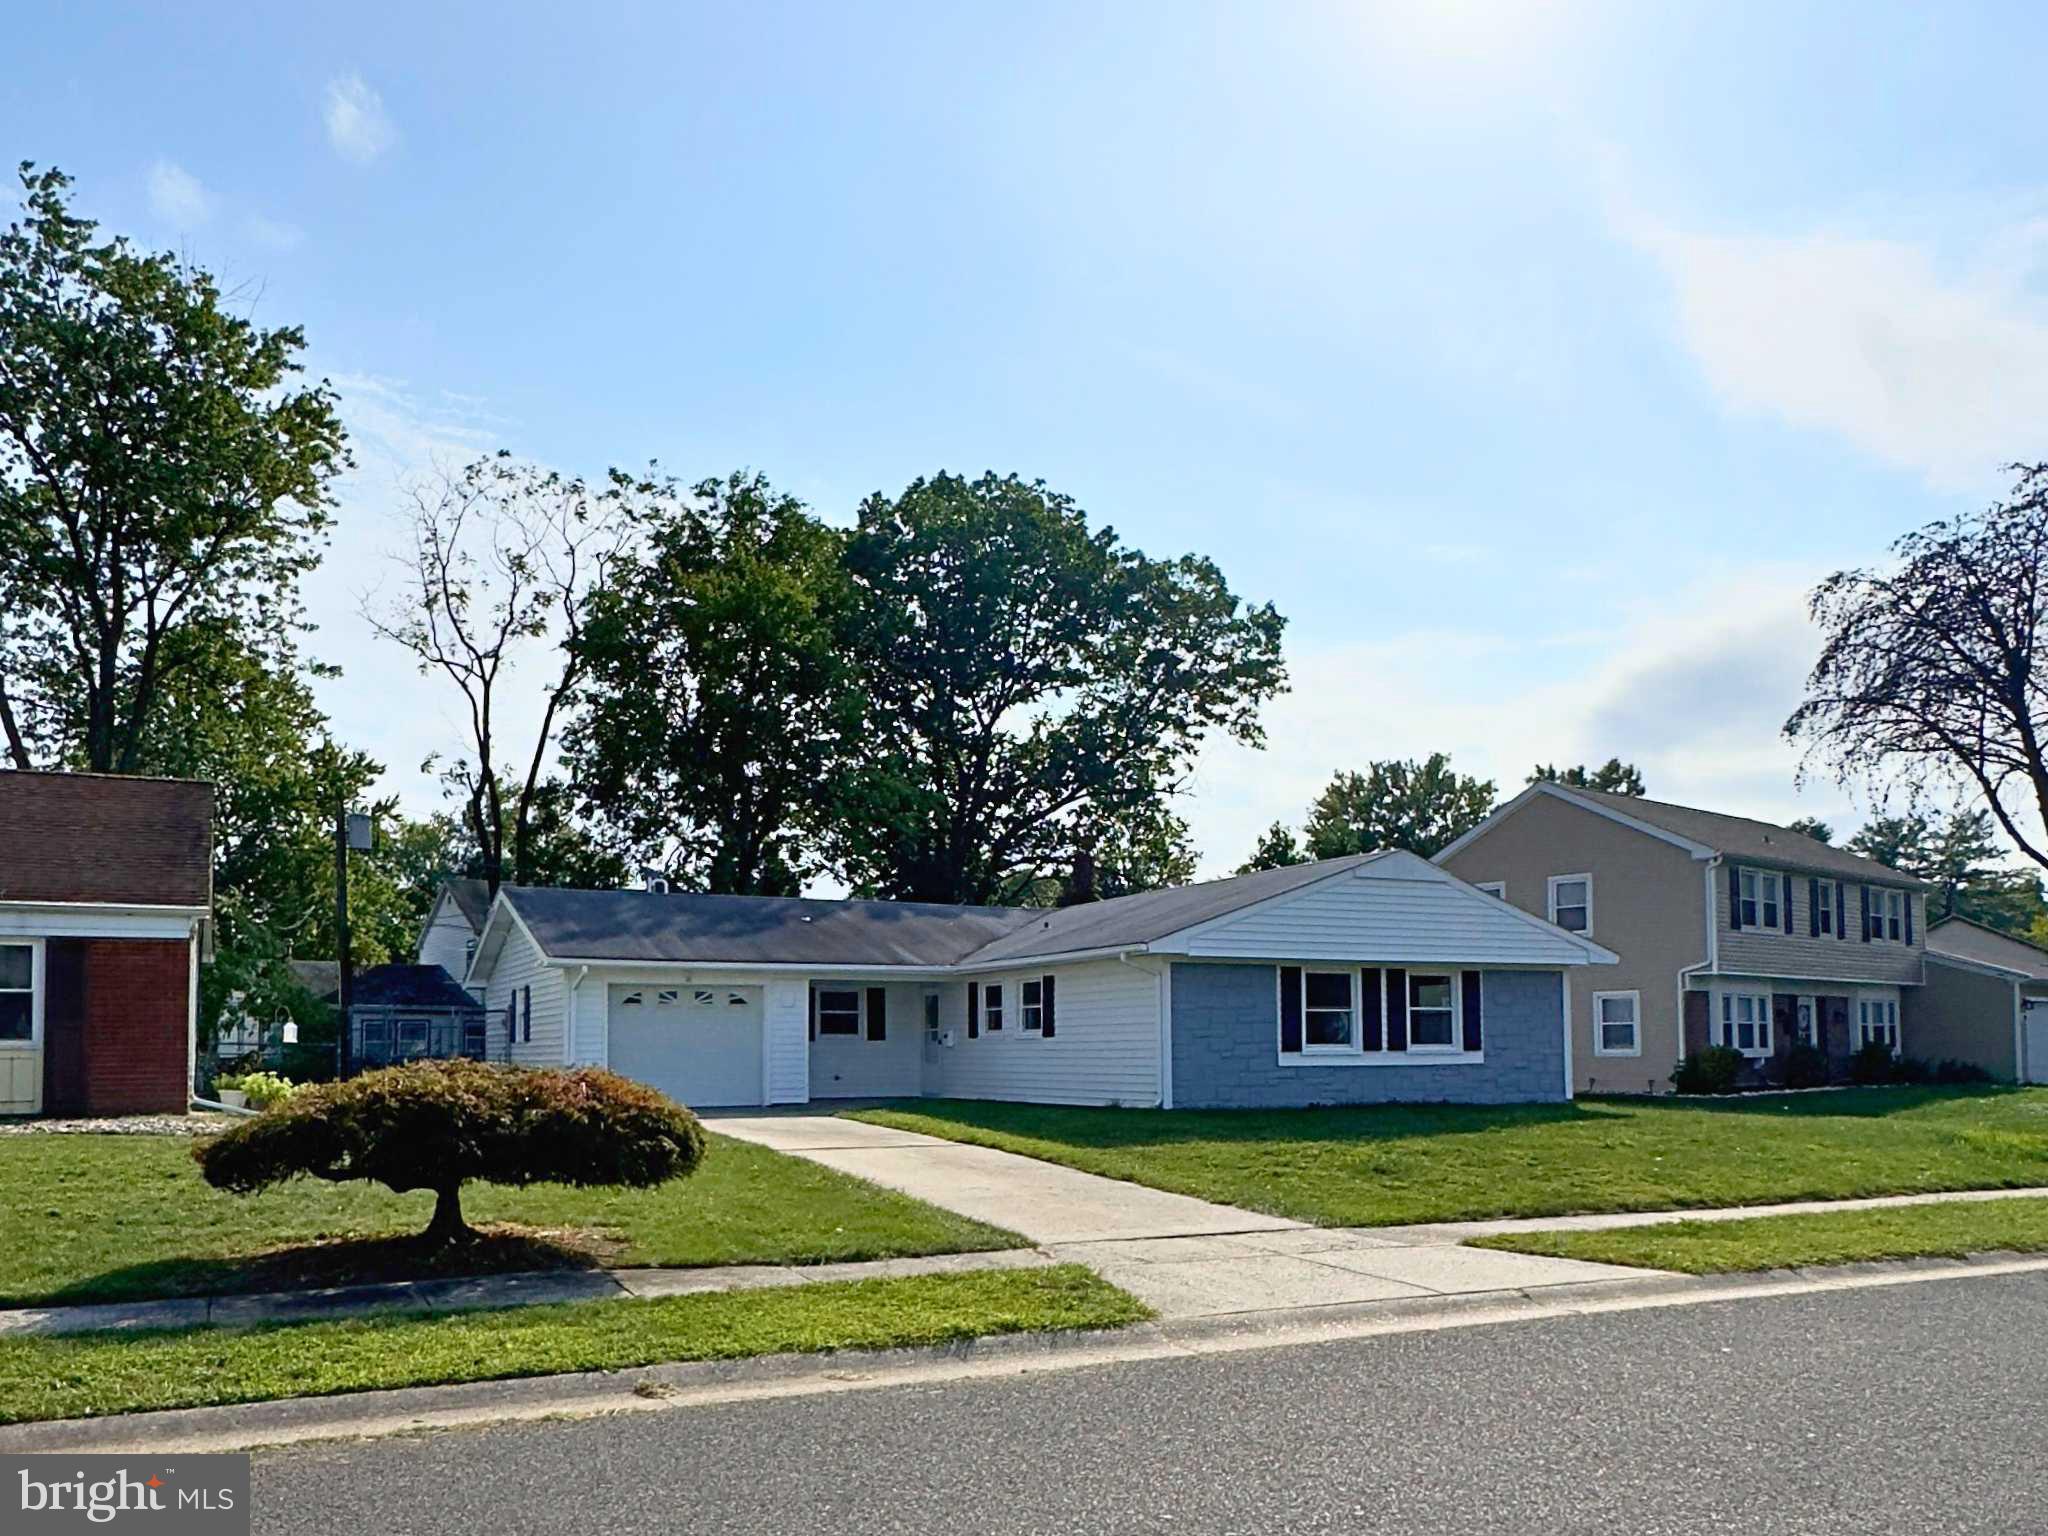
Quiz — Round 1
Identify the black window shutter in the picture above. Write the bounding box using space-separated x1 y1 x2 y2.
1041 974 1056 1038
1860 885 1872 942
1783 878 1795 934
1808 877 1820 937
808 987 817 1041
1728 865 1742 929
522 985 532 1043
967 982 979 1039
1278 966 1303 1053
1360 967 1384 1051
1905 895 1914 946
1836 881 1847 941
1461 971 1483 1053
866 986 887 1041
1386 967 1409 1051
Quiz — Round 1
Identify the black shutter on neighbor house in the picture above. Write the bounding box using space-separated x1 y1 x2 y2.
1783 878 1795 934
1728 864 1743 929
1279 966 1303 1053
1042 974 1057 1038
1835 881 1847 941
1860 885 1872 942
1461 971 1483 1053
1808 877 1821 937
809 988 817 1040
866 987 887 1041
1386 967 1409 1051
967 982 980 1039
1360 967 1384 1051
1905 895 1915 946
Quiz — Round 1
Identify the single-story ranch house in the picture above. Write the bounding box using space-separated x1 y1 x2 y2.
458 851 1616 1110
0 770 214 1117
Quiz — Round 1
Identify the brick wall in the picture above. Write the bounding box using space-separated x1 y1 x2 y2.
79 939 189 1115
1169 964 1568 1108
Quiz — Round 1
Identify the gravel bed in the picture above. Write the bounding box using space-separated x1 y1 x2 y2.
0 1113 234 1137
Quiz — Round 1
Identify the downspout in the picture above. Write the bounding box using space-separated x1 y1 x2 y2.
566 965 589 1066
1117 950 1169 1109
2014 980 2027 1085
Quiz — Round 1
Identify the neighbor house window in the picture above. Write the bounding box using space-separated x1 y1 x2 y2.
1717 991 1772 1057
1858 995 1899 1053
1738 868 1782 929
1406 972 1458 1048
0 943 34 1043
1593 991 1641 1056
1304 969 1357 1049
1475 881 1506 899
1867 888 1905 942
1814 883 1837 937
816 989 861 1036
985 983 1004 1032
1547 875 1591 934
1020 978 1044 1033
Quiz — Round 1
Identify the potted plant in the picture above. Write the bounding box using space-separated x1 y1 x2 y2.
214 1073 249 1109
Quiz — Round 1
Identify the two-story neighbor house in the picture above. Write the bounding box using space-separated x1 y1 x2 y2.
1437 783 1928 1093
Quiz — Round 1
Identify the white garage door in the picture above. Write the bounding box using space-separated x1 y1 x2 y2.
607 984 764 1109
2026 1001 2048 1085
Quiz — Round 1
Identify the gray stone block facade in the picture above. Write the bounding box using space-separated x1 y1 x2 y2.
1169 963 1568 1108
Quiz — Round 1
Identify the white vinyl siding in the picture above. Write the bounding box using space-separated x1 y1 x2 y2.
416 894 480 982
928 958 1162 1106
1174 862 1599 966
479 918 566 1066
567 968 808 1104
810 980 923 1098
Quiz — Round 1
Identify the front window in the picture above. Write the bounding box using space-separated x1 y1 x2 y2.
1868 888 1905 942
1739 869 1781 929
985 983 1004 1032
816 989 861 1036
0 944 33 1042
1718 991 1772 1057
1814 883 1836 937
1407 973 1457 1047
1304 970 1356 1049
1858 996 1899 1053
1593 991 1640 1056
1548 875 1591 934
1020 978 1044 1033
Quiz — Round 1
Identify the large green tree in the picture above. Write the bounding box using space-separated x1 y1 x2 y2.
0 165 345 772
566 472 850 894
1300 754 1498 860
1530 759 1645 795
833 472 1286 905
1847 807 2048 936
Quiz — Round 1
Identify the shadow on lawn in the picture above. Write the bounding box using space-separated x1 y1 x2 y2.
871 1084 2031 1149
44 1222 620 1308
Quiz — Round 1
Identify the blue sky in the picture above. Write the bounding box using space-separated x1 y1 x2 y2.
10 2 2048 873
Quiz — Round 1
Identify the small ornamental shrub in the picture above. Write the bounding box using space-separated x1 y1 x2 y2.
216 1071 299 1110
1849 1041 1899 1086
1889 1055 1934 1086
1781 1043 1830 1090
1672 1045 1745 1095
1933 1058 1995 1086
195 1060 706 1245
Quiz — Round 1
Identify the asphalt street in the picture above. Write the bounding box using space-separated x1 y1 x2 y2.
254 1271 2048 1535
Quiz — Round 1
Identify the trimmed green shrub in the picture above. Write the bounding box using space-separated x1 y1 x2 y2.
195 1060 706 1245
1890 1055 1934 1085
1849 1041 1898 1085
1672 1045 1745 1095
215 1070 299 1110
1933 1058 1995 1085
1781 1043 1830 1090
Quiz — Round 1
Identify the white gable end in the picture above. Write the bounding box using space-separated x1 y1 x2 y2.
1156 851 1615 966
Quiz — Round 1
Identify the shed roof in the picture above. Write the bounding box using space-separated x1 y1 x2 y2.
1927 916 2048 984
0 770 213 908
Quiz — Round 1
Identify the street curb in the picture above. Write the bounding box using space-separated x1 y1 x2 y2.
7 1249 2048 1455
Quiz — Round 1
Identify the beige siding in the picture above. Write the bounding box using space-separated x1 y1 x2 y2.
479 919 566 1066
1905 959 2019 1079
1440 790 1704 1094
1715 872 1925 987
927 957 1162 1106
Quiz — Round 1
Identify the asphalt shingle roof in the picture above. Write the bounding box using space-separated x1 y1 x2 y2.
0 770 212 907
441 878 492 930
1553 786 1929 889
1927 916 2048 983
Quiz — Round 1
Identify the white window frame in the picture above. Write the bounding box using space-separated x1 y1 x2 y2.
1715 989 1773 1059
984 982 1004 1032
1547 873 1593 936
1738 867 1782 930
1867 887 1905 943
1592 989 1641 1057
815 987 862 1037
1019 978 1044 1034
1474 881 1506 899
1274 964 1480 1066
1403 970 1461 1051
1857 993 1900 1054
0 938 44 1049
1301 967 1359 1052
1814 882 1837 937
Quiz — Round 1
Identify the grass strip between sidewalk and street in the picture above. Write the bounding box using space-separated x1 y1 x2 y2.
0 1265 1149 1426
1468 1196 2048 1274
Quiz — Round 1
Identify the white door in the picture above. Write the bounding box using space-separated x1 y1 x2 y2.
2025 1000 2048 1085
607 984 764 1109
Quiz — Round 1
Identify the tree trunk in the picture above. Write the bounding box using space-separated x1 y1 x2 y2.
424 1184 474 1245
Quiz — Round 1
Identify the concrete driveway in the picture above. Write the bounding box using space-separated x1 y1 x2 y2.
708 1112 1649 1318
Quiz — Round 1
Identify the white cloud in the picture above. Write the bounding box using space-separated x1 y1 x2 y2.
243 213 305 251
1181 562 1868 874
146 159 212 227
324 74 397 165
1634 218 2048 492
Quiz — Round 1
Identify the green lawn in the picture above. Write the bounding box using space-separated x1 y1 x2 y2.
0 1265 1148 1425
1471 1196 2048 1273
0 1132 1020 1308
850 1088 2048 1227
